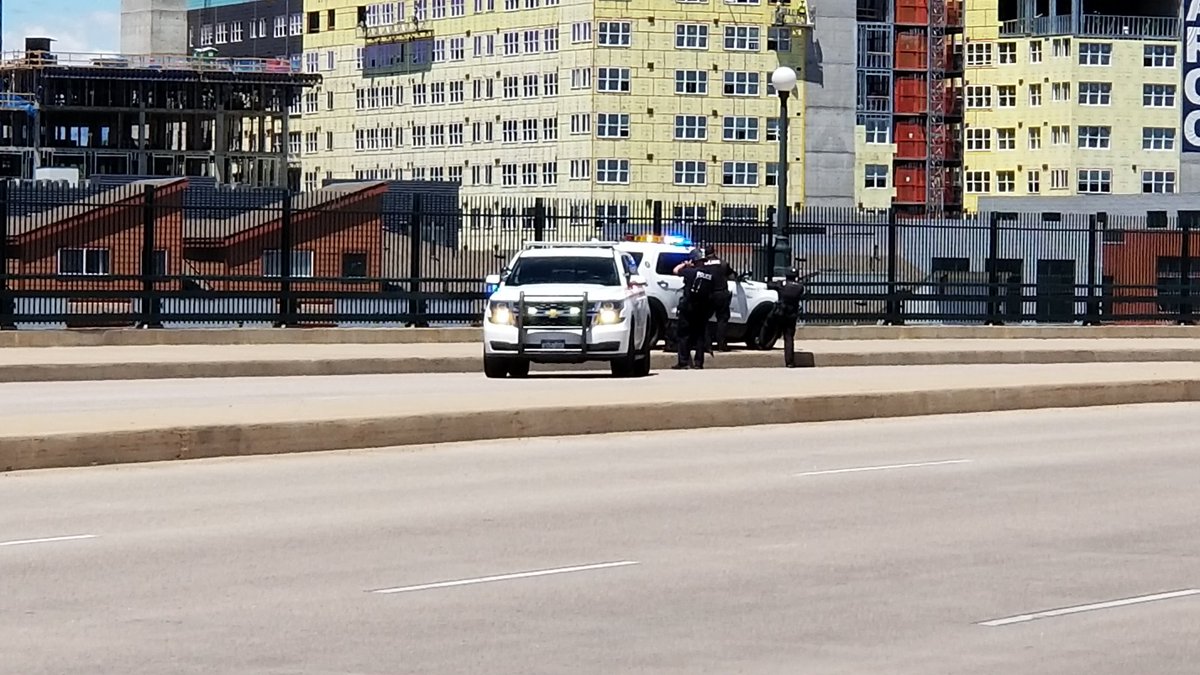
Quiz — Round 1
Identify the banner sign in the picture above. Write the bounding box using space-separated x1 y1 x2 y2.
1184 0 1200 152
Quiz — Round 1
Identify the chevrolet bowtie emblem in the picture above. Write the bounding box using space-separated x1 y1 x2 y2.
548 309 559 318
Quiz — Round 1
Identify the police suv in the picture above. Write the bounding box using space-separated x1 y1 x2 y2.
613 235 781 350
482 241 653 378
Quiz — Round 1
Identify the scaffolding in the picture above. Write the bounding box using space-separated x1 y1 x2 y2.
926 0 947 218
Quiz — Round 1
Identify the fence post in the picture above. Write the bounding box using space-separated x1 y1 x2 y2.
763 206 776 282
139 184 162 329
0 180 12 330
885 207 902 325
986 212 1002 326
533 197 546 242
1084 212 1103 326
1180 211 1196 325
410 193 427 327
277 190 295 328
651 201 663 237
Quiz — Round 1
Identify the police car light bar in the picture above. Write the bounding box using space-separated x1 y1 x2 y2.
624 234 694 247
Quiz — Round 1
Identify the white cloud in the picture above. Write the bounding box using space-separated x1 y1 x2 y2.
4 10 121 55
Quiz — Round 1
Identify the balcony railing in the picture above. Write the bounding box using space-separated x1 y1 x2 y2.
1000 14 1179 40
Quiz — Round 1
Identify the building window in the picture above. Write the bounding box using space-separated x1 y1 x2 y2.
449 81 464 103
597 67 631 92
543 72 558 96
721 161 759 186
723 26 760 51
597 113 631 138
722 116 759 141
570 159 591 180
571 68 592 89
966 85 992 108
766 118 780 142
1145 44 1177 68
413 83 428 105
431 82 447 104
502 164 518 187
570 113 591 134
598 21 632 47
1053 37 1071 57
675 70 708 95
521 119 538 142
1078 82 1112 106
1029 83 1042 106
674 115 707 140
1143 84 1176 108
596 159 630 184
524 29 540 53
543 162 558 186
57 248 110 276
522 163 538 186
502 76 519 99
1029 40 1043 64
674 160 707 186
1050 168 1069 190
199 24 214 46
433 0 448 18
1077 126 1111 149
544 27 559 51
231 21 244 42
1028 126 1041 149
1143 170 1177 194
1079 42 1112 65
966 42 992 66
1143 127 1176 151
215 22 229 44
965 127 991 151
1077 169 1112 194
263 250 314 278
503 31 520 55
524 74 539 97
965 171 990 193
1051 125 1070 146
341 253 369 279
1052 82 1071 101
450 37 465 60
864 164 888 189
997 85 1016 107
996 128 1016 150
290 13 303 36
502 120 518 142
997 42 1016 64
1027 170 1041 193
996 170 1016 193
864 118 890 144
452 0 466 15
723 71 760 96
676 23 709 49
449 123 464 145
767 26 791 51
571 21 592 43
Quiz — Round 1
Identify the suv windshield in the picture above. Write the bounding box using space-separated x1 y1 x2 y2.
507 256 621 286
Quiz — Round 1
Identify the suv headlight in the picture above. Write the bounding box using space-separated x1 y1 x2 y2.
488 301 515 325
594 301 626 325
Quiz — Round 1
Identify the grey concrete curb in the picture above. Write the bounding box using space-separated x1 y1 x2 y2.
8 348 1200 382
3 379 1197 472
5 324 1200 348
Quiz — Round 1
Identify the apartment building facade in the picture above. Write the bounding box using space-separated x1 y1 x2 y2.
295 0 810 208
960 0 1183 211
187 0 305 60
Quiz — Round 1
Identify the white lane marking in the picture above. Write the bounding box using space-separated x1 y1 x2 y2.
0 534 98 548
793 459 972 477
979 589 1200 627
371 560 640 595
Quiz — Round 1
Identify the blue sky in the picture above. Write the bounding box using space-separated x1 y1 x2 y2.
4 0 121 54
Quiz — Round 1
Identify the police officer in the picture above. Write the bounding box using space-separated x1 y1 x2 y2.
768 269 805 368
672 250 718 369
696 244 736 353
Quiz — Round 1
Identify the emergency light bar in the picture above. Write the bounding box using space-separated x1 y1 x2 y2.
623 234 694 247
521 240 621 249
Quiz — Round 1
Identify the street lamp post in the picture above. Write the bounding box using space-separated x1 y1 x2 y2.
770 66 797 279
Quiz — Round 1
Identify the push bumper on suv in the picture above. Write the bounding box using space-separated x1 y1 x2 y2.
483 293 631 363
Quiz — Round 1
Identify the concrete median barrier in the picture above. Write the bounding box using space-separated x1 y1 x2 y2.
3 364 1200 472
4 325 1200 349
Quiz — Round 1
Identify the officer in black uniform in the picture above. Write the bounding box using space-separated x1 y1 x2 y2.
696 244 736 353
768 269 805 368
672 250 718 369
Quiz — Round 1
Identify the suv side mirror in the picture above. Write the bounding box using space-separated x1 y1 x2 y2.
484 274 501 286
629 274 647 286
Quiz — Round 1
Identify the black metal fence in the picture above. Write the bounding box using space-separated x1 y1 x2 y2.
2 179 1199 329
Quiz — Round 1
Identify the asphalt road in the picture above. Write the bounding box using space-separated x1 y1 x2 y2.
3 404 1200 674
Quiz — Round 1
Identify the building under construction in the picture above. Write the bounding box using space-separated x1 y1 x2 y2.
0 38 319 187
858 0 966 217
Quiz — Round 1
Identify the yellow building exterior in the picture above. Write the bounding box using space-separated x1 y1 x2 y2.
297 0 809 213
961 0 1181 211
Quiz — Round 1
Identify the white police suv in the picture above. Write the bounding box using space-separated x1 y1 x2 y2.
482 241 653 378
613 235 781 350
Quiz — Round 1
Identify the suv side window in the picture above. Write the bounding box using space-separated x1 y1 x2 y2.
656 252 692 276
621 253 639 278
